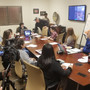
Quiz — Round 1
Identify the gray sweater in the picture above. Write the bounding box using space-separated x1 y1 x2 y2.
18 49 37 64
66 36 75 48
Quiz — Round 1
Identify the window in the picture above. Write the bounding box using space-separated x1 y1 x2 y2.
0 6 22 26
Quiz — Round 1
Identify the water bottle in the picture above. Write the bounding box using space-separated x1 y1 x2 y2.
88 53 90 64
29 36 32 40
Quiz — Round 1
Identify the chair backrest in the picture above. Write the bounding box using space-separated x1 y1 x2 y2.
42 26 48 36
56 32 65 44
15 60 23 78
38 27 42 35
75 36 79 48
23 61 45 90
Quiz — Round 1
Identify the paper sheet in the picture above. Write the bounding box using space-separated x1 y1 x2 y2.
31 33 38 36
35 49 42 54
26 44 37 47
35 55 41 58
49 42 58 45
40 38 48 40
78 56 88 63
35 35 41 38
20 36 24 38
61 63 73 69
24 41 31 44
67 48 81 54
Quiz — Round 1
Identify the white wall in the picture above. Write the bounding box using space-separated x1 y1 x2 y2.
0 0 90 45
0 0 50 36
49 0 90 45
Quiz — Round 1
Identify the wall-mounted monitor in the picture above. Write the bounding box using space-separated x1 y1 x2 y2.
68 5 86 22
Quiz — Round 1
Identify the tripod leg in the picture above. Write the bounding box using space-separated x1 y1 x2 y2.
2 82 10 90
9 80 16 90
6 83 10 90
2 82 6 90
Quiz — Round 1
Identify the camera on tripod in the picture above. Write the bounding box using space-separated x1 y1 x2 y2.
0 38 20 90
0 38 20 69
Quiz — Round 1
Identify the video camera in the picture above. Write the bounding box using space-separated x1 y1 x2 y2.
0 38 20 69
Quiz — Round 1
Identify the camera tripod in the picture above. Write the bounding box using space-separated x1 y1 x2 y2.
1 63 17 90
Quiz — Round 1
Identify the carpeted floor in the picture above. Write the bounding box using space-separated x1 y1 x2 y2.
0 57 26 90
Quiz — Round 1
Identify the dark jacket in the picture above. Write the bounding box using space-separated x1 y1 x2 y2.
83 38 90 54
35 19 49 33
0 72 3 80
37 58 72 87
16 26 27 33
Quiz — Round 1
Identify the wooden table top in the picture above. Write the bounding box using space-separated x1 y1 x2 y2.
25 36 90 86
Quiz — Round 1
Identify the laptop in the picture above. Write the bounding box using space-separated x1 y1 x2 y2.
24 30 31 37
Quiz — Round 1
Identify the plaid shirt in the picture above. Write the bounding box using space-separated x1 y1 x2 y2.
51 31 58 40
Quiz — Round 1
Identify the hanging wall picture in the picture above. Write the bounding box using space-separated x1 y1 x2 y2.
33 8 39 14
40 11 46 16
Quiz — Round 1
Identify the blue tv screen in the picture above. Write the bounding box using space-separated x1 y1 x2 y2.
68 5 86 21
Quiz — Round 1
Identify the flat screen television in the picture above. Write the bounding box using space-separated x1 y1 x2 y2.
68 5 86 21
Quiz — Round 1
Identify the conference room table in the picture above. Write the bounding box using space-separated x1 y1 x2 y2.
24 35 90 87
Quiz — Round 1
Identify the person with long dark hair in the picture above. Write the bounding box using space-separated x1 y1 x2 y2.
65 28 76 48
2 30 11 45
16 39 36 65
37 43 72 89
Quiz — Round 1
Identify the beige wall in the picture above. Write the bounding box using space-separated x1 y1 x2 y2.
0 0 90 45
0 0 50 36
49 0 90 45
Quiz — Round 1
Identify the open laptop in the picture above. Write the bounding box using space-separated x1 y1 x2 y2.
24 30 31 37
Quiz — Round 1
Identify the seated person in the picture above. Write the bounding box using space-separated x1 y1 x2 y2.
8 29 14 38
16 39 36 65
65 28 76 48
37 43 72 88
34 17 49 33
81 30 90 54
16 23 27 35
2 30 12 45
49 27 58 41
8 29 13 35
0 36 2 43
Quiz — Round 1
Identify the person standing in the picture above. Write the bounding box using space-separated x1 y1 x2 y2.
43 13 50 23
34 18 49 33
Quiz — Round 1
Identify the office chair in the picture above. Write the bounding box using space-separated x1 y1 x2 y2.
42 26 48 36
56 32 65 44
15 60 27 82
23 61 45 90
23 61 61 90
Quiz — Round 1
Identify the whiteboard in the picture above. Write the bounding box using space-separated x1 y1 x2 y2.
84 13 90 33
